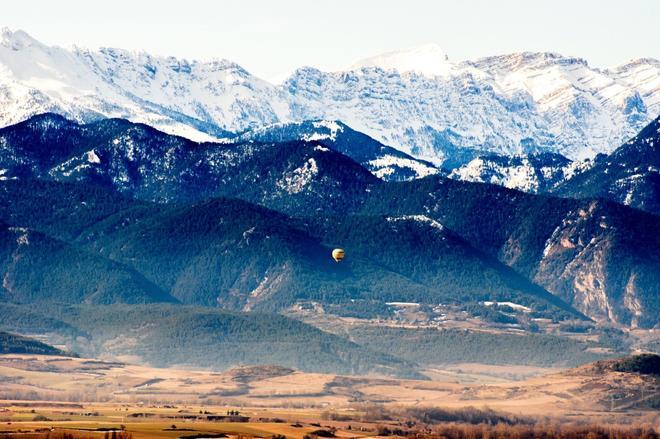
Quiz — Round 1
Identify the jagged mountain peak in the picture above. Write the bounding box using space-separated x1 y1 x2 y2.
0 31 290 141
0 30 658 167
89 45 248 76
468 51 590 72
609 57 660 71
286 50 658 164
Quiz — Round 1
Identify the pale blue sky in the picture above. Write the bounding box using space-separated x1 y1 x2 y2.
3 0 659 81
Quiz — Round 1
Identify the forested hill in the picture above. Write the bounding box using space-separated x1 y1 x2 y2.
0 331 73 356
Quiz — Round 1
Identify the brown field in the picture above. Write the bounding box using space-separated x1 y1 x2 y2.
0 354 658 439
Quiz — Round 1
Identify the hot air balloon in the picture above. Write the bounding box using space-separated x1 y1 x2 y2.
332 248 345 262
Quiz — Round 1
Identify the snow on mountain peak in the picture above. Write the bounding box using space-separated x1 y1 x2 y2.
0 30 658 168
469 51 589 72
0 28 41 51
0 29 292 141
350 43 453 77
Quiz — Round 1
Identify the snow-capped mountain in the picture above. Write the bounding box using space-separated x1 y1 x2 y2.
448 152 584 193
0 113 379 213
0 28 289 141
1 29 659 167
286 51 659 165
228 120 439 181
553 116 660 215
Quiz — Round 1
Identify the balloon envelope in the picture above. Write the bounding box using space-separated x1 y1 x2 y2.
332 248 345 262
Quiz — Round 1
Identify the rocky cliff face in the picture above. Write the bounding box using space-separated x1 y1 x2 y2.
533 200 659 328
0 28 288 141
285 52 659 165
361 177 660 328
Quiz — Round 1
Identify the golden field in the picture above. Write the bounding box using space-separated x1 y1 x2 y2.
0 353 658 438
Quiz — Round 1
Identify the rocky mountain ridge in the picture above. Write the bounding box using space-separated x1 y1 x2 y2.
1 29 658 167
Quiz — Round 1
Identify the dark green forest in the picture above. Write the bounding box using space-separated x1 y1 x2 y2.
0 113 657 376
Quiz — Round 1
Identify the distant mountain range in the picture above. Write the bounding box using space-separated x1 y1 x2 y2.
0 113 658 329
1 29 658 167
0 157 578 317
0 28 658 376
